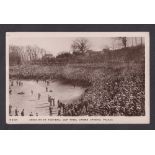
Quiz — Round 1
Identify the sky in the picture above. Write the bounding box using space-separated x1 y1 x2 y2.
8 37 115 55
7 32 145 56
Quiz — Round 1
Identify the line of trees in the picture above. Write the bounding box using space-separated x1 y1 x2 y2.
9 38 91 65
9 37 144 65
111 37 144 50
9 45 47 65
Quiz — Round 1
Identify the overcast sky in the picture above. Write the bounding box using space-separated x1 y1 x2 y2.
8 35 144 56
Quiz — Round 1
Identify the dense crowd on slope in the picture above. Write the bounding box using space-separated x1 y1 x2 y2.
10 61 145 116
63 63 145 116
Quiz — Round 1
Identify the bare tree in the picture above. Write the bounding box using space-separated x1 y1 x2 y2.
131 37 134 47
135 37 137 46
9 45 23 65
121 37 127 48
111 38 116 50
71 38 90 54
115 37 128 48
140 37 143 46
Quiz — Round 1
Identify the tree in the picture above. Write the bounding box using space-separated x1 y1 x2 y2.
135 37 137 46
140 37 143 46
131 37 134 47
116 37 127 48
122 37 127 48
71 38 90 55
9 45 23 65
102 45 110 52
56 52 72 59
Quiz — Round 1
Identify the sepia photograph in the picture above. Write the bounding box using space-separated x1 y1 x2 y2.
6 32 150 124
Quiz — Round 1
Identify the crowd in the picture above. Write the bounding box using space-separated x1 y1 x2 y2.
63 64 145 116
9 61 145 117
